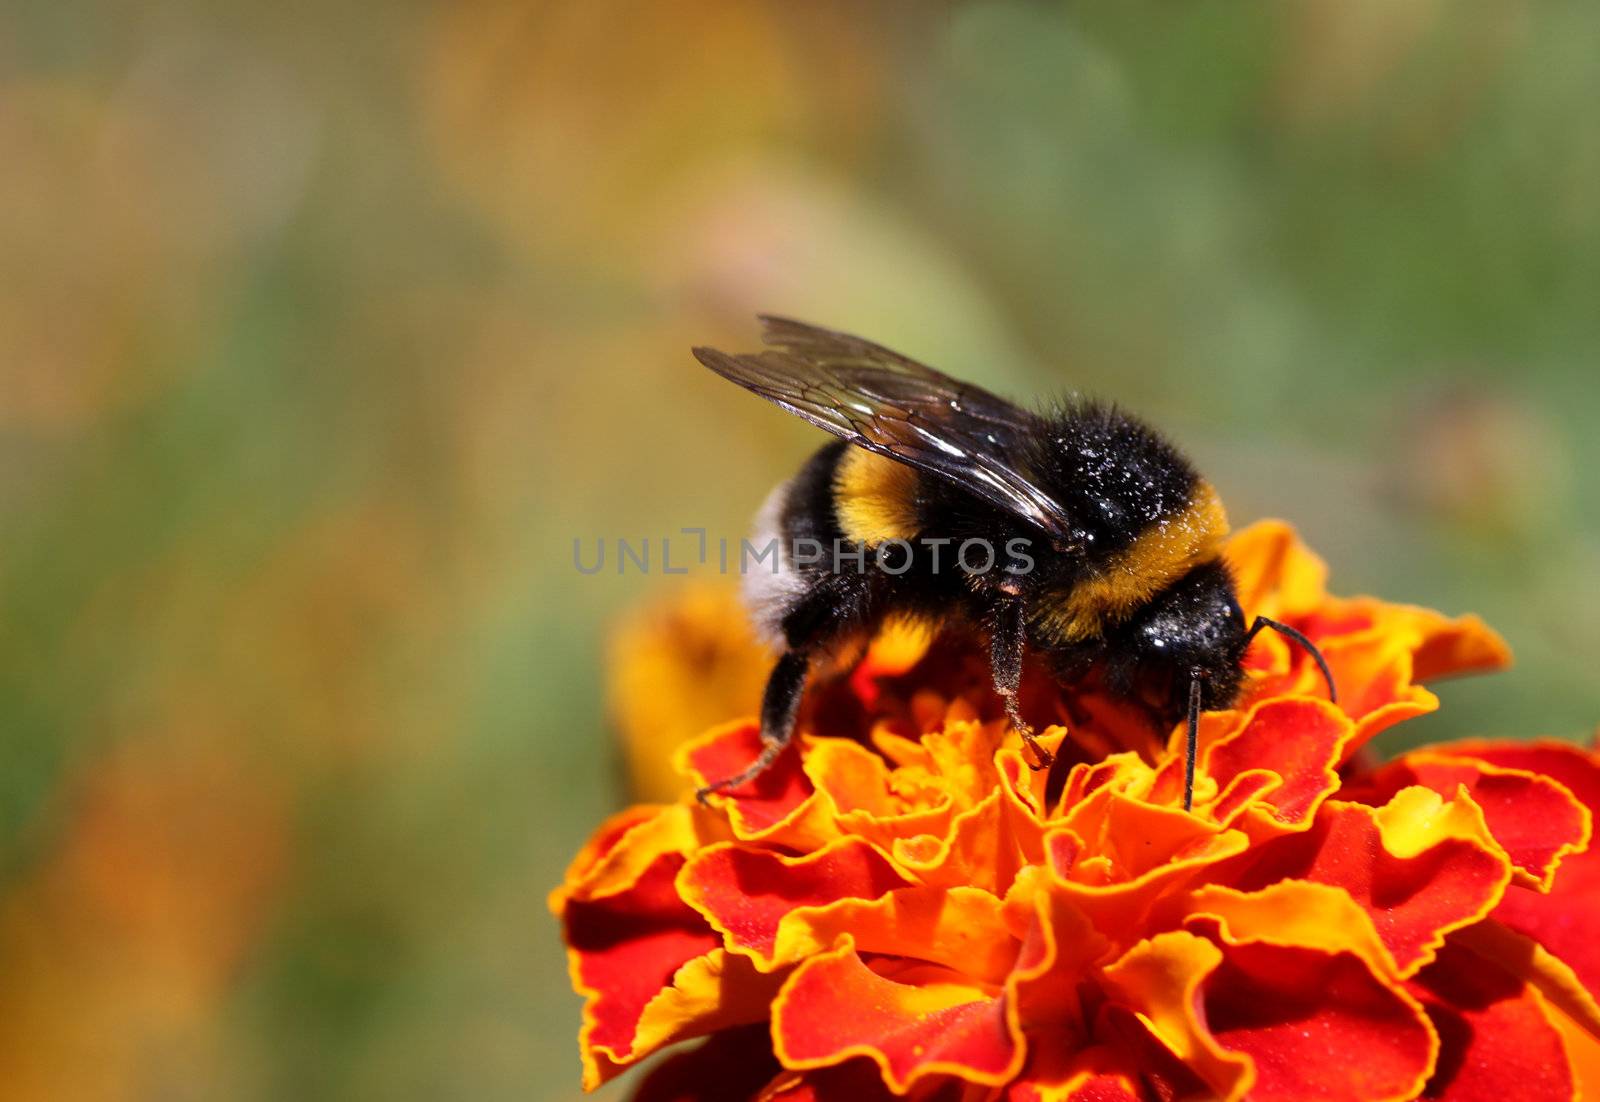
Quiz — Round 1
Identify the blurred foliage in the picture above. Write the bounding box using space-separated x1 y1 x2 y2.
0 0 1595 1098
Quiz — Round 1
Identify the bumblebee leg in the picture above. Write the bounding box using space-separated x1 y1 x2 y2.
696 649 810 803
991 598 1052 771
1183 673 1202 812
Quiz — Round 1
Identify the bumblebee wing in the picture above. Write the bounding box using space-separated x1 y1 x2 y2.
694 316 1075 539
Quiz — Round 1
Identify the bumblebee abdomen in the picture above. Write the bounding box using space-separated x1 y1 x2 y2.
832 447 921 545
741 440 853 647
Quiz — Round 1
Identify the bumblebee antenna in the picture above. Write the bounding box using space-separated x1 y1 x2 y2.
1183 619 1338 813
1245 616 1339 705
1184 674 1202 813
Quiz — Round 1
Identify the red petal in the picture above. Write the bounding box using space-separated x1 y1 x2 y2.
1409 942 1574 1101
1229 798 1508 975
563 852 721 1082
1458 743 1600 1004
1356 752 1590 890
773 944 1022 1093
679 837 912 965
1204 698 1351 827
684 722 814 834
1495 856 1600 1006
1201 936 1437 1102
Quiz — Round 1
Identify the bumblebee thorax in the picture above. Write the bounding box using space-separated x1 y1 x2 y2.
1032 481 1230 643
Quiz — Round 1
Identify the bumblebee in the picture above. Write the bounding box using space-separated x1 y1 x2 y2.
693 317 1333 810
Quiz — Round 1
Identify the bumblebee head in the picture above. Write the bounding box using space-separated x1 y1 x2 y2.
1105 559 1248 718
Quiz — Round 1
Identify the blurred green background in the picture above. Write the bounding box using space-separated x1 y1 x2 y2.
2 1 1597 1098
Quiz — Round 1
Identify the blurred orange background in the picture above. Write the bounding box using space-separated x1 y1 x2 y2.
2 2 1597 1098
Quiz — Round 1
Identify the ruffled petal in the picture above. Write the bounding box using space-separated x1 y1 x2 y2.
1225 793 1510 975
681 723 833 847
620 950 789 1083
1195 925 1439 1102
772 941 1024 1093
1224 520 1330 620
1006 876 1109 1035
1452 920 1600 1045
1355 749 1591 890
1409 942 1575 1101
1458 743 1600 1004
552 803 703 909
894 789 1026 895
1347 598 1513 682
1550 1006 1600 1102
1098 930 1253 1099
1178 880 1396 978
1202 698 1352 829
1046 787 1252 942
678 836 912 968
1004 1046 1146 1102
562 852 721 1087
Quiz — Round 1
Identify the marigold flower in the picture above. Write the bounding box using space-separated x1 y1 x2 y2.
553 521 1600 1101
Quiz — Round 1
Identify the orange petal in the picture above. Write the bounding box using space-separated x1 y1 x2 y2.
892 789 1026 896
1204 769 1282 828
1319 633 1438 749
1098 930 1253 1098
678 836 911 968
1179 880 1397 978
804 737 955 850
1341 597 1513 682
1004 1042 1146 1102
1223 520 1329 620
767 885 1019 985
1408 941 1575 1101
772 941 1024 1093
551 803 671 910
1195 927 1439 1102
1008 883 1110 1033
1054 830 1253 945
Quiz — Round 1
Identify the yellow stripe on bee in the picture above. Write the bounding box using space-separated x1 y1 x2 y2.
833 448 921 544
1036 481 1230 643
